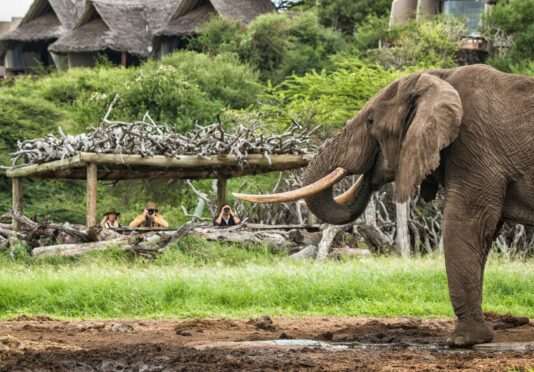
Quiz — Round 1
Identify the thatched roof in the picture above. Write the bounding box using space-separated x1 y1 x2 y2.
157 0 275 37
159 2 217 36
0 0 85 43
50 0 154 58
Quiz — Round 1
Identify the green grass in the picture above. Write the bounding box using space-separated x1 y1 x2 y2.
0 240 532 319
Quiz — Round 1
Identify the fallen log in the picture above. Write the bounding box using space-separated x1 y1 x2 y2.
246 224 321 231
31 224 304 257
33 238 127 257
191 227 297 251
3 211 90 245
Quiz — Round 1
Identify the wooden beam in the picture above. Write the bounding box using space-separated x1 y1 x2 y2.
12 178 23 232
217 177 228 209
79 153 311 170
6 153 313 180
86 163 97 227
6 155 84 178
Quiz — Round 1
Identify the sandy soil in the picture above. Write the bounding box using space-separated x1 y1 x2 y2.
0 314 532 371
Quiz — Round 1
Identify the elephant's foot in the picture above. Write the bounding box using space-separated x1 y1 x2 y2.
447 320 494 347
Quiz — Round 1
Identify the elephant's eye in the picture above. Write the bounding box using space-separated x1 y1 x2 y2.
366 117 374 129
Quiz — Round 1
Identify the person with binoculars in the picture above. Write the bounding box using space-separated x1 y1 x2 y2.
213 203 241 227
129 202 169 228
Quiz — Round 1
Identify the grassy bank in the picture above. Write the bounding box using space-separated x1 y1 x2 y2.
0 242 532 319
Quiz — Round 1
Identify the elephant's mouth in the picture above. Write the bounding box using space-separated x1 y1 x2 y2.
233 168 369 206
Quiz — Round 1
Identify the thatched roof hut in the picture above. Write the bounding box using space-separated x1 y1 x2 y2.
157 0 276 37
1 0 85 42
0 0 85 74
50 0 151 59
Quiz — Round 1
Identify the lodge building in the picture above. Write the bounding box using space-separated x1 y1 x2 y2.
0 0 275 76
0 0 497 76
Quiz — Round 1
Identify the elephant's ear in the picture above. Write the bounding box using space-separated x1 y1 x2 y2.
395 74 463 202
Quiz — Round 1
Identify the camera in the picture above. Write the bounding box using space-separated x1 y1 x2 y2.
147 209 156 216
223 207 230 213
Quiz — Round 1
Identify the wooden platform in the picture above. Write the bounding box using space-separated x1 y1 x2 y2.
6 153 312 228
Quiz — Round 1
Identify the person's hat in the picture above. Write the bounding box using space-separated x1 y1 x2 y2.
103 210 120 217
145 202 158 211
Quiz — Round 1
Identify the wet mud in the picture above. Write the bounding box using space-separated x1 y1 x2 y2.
0 314 532 371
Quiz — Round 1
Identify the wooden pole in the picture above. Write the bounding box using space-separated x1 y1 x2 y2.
121 52 127 67
217 177 228 209
12 178 23 231
86 163 97 227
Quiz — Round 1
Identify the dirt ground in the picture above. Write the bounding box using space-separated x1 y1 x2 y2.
0 314 532 371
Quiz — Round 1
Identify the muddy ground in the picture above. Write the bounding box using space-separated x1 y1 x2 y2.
0 314 532 371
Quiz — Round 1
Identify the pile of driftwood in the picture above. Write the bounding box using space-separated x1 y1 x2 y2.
1 211 370 260
10 95 313 166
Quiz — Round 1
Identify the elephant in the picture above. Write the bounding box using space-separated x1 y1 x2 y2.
235 64 534 346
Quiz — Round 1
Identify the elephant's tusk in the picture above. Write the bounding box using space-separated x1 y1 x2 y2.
334 175 365 205
233 167 348 204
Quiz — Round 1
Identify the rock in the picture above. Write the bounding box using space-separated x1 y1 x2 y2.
290 245 318 260
288 230 321 246
248 316 276 332
110 323 134 333
330 247 372 259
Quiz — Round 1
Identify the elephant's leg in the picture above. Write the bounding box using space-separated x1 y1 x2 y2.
443 204 502 347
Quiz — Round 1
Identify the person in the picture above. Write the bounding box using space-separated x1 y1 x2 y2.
100 210 121 229
213 203 241 227
129 202 169 228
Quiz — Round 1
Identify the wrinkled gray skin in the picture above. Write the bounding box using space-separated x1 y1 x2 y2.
303 65 534 347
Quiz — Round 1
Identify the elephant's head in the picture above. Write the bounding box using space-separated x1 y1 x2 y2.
234 72 463 225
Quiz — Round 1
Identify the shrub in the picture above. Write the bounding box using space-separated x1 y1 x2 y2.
257 58 412 136
159 52 262 110
318 0 391 35
190 17 246 56
242 12 346 82
484 0 534 71
363 15 466 68
121 64 219 130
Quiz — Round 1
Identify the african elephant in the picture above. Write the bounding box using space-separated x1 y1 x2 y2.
235 64 534 346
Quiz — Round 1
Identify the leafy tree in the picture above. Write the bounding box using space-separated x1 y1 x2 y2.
485 0 534 71
242 12 346 82
256 59 414 136
360 15 466 68
189 17 246 56
318 0 391 35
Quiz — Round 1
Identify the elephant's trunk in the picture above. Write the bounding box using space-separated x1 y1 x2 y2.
301 125 376 225
302 155 373 226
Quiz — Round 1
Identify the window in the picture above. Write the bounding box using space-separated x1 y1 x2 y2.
443 0 485 36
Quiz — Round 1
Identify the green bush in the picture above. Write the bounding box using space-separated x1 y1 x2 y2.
159 52 261 110
257 58 412 135
362 16 466 68
318 0 391 35
0 95 74 165
485 0 534 71
121 64 218 130
190 17 246 56
242 12 346 82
